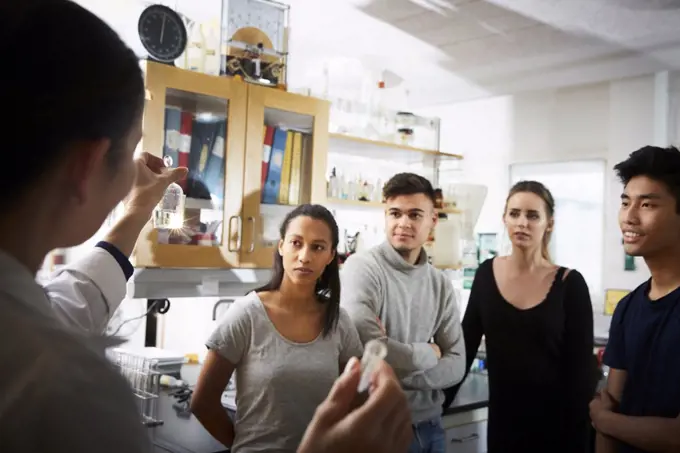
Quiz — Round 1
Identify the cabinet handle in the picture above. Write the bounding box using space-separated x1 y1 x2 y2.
228 215 242 252
450 433 479 443
247 216 256 253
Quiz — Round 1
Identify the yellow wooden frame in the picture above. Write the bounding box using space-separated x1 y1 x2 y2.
133 62 248 269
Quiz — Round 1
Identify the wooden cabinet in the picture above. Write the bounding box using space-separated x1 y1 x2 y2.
132 62 329 269
239 84 329 268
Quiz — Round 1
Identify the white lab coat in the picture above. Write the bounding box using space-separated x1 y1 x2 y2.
44 246 128 334
0 248 149 453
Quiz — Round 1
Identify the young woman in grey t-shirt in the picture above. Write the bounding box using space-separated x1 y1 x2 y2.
191 204 364 453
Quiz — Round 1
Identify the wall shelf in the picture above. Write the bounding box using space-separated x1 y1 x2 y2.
329 133 463 162
436 264 462 270
441 207 463 215
326 197 462 215
325 198 385 208
338 262 461 271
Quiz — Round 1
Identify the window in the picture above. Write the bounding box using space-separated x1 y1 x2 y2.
509 160 605 300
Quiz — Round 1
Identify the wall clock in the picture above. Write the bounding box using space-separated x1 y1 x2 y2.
138 4 188 64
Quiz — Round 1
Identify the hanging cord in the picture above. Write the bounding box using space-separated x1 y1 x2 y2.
109 298 171 337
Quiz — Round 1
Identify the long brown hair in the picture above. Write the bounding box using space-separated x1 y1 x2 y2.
505 180 555 262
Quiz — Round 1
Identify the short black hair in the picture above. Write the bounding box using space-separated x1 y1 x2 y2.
613 146 680 213
1 1 144 203
382 173 436 205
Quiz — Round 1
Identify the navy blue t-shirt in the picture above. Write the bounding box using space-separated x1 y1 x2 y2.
602 280 680 453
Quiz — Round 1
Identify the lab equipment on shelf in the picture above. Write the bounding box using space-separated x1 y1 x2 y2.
326 96 441 151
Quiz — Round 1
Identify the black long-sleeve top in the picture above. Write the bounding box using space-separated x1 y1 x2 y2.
444 258 596 453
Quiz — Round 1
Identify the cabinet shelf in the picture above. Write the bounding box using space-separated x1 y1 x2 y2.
184 197 221 210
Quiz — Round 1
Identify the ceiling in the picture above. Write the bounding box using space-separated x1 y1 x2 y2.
79 0 680 108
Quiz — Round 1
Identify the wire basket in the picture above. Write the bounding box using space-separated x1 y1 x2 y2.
112 350 164 427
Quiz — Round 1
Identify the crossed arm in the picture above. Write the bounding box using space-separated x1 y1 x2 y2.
400 282 466 391
594 369 680 453
340 256 441 376
594 295 680 453
340 255 465 388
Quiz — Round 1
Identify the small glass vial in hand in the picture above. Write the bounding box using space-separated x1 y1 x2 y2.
358 339 388 393
153 156 186 229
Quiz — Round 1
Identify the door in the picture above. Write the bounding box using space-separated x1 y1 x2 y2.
134 62 248 269
239 85 330 268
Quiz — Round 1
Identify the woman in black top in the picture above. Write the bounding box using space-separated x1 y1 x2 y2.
444 181 595 453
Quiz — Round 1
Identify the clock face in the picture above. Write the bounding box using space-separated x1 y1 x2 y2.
138 4 188 63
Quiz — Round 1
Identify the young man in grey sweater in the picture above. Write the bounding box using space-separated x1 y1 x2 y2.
340 173 466 453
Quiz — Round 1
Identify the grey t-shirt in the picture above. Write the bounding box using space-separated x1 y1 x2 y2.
206 292 363 453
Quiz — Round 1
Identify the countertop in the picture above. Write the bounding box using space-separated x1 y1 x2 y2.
443 373 489 416
148 366 229 453
147 366 489 452
149 392 230 453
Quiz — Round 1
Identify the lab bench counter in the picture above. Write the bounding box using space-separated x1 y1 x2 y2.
443 374 489 416
149 390 230 453
441 375 489 453
146 367 489 453
147 364 229 453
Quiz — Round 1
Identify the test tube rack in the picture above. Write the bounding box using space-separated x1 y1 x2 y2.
112 350 164 427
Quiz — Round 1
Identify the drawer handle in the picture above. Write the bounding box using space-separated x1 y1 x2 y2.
227 215 242 252
247 216 256 253
451 433 479 443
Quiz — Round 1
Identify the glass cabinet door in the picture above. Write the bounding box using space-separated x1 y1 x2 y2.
135 62 247 268
158 91 226 245
239 85 330 268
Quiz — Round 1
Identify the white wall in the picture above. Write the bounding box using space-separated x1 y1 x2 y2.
604 77 655 291
420 73 680 312
420 96 514 235
106 296 224 357
511 83 610 163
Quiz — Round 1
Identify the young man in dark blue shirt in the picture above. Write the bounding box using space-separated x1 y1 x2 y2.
591 145 680 453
